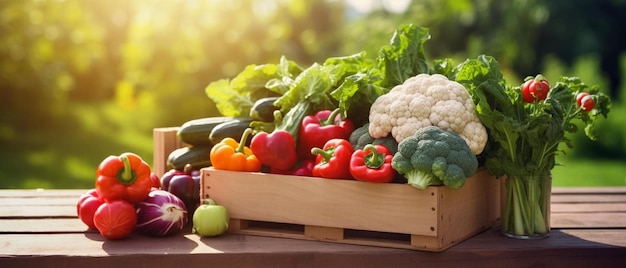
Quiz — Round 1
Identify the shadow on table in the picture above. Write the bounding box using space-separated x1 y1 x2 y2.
84 225 200 255
472 227 625 249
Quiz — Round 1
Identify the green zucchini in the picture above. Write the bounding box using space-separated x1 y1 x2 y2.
250 97 280 122
167 146 212 171
177 117 235 146
209 117 253 145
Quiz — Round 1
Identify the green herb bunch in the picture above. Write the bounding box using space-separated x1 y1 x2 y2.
452 56 612 177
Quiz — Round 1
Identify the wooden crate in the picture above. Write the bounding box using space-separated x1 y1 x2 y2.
201 168 500 252
154 127 501 251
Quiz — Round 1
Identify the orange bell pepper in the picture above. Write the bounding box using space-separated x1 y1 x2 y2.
210 128 261 172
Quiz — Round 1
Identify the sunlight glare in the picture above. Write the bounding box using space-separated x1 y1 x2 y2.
253 0 278 18
344 0 380 14
382 0 411 14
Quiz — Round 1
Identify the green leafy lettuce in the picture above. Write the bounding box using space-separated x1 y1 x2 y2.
205 24 438 138
205 56 303 117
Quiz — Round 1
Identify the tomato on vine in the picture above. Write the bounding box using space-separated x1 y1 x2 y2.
522 75 550 103
576 92 596 112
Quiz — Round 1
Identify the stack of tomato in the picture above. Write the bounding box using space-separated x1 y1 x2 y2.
77 152 229 239
77 152 157 239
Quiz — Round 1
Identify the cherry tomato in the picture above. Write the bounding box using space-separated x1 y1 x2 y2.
521 80 535 103
522 76 550 103
76 189 97 215
93 200 137 240
76 189 104 229
576 92 590 107
576 93 595 112
149 172 161 189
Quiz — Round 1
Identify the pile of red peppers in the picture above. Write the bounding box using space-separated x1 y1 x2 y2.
247 108 397 183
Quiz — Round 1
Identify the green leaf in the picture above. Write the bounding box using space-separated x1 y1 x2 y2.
331 72 385 125
205 79 253 117
274 63 335 113
205 59 301 117
433 58 457 78
377 24 431 88
323 52 374 84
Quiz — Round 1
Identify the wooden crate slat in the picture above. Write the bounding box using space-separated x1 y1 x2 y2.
229 218 423 250
152 127 185 177
202 168 499 251
203 169 441 236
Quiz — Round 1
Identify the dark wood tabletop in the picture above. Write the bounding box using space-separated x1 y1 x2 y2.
1 187 625 268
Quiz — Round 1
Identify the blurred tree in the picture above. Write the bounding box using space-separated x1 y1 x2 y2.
341 0 626 99
0 0 348 188
536 0 626 100
0 0 105 130
0 0 347 132
340 0 549 82
110 0 346 128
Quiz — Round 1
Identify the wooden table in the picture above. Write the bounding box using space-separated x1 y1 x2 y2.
1 187 625 268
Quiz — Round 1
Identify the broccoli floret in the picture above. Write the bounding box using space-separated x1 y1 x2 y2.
391 126 478 189
349 123 398 155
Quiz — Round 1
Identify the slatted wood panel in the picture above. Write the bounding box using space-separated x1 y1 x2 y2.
551 188 626 229
1 188 626 267
201 168 500 251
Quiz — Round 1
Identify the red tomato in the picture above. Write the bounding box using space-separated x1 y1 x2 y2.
521 77 550 103
76 189 98 215
77 189 104 229
576 92 596 112
149 172 161 189
93 200 137 240
521 80 535 103
530 79 549 101
576 92 590 107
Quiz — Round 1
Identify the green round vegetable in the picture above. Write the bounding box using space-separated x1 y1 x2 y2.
391 126 478 190
349 123 398 155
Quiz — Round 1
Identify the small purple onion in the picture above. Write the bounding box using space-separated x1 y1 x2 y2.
136 190 188 236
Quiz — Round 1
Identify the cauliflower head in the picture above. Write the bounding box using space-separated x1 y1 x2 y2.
368 73 487 155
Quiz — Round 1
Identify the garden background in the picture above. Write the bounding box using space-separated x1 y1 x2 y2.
1 0 625 189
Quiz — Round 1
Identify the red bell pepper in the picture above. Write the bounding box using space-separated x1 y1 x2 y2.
251 130 298 170
349 144 396 183
95 152 152 204
250 111 298 170
298 108 354 161
311 139 354 180
270 159 315 177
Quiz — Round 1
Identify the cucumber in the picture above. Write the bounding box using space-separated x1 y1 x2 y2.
250 97 280 122
209 117 254 145
177 117 235 146
167 146 213 171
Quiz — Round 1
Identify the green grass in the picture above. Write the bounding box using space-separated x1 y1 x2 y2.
552 157 626 187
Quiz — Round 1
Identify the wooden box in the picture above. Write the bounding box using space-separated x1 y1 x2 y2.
154 127 501 251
